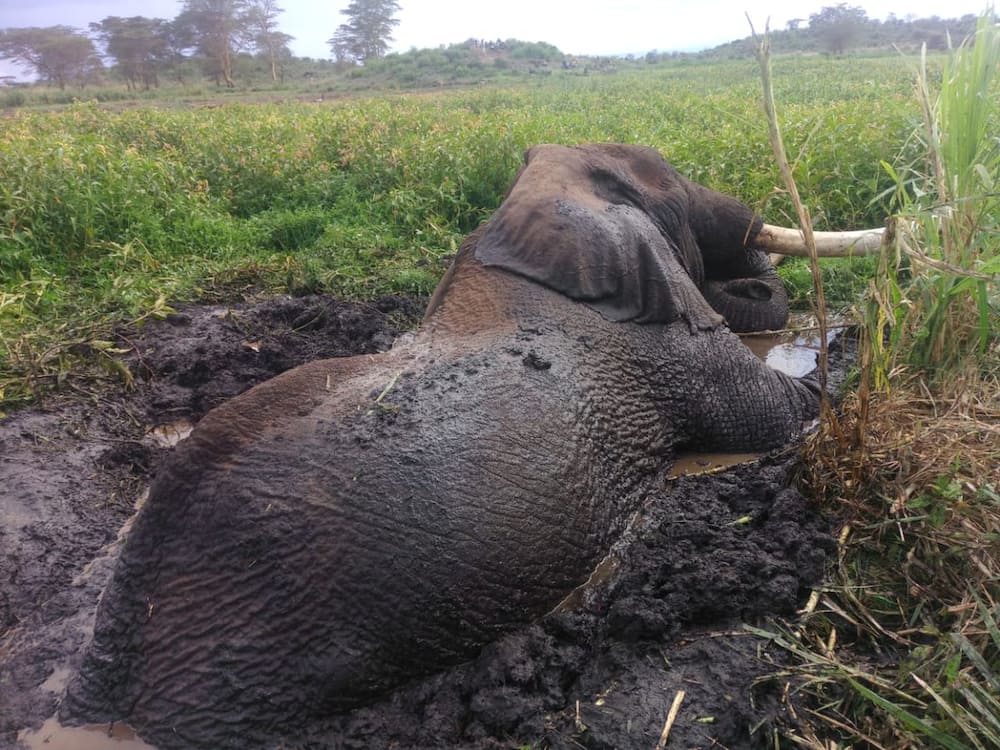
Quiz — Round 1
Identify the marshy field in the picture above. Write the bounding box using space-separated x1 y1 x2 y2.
1 25 998 750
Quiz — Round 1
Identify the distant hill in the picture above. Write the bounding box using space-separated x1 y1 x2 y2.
337 39 568 89
695 10 986 60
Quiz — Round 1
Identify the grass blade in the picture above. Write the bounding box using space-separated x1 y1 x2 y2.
847 678 968 750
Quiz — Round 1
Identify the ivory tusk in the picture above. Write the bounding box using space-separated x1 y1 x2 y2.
757 223 886 258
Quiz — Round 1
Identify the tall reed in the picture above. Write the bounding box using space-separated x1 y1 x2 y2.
870 14 999 383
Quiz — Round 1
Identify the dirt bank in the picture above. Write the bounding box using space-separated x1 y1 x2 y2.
1 294 837 749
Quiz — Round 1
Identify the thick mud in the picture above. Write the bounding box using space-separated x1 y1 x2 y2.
1 294 838 749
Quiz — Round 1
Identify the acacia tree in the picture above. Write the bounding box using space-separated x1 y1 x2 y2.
809 4 870 55
158 19 198 84
90 16 171 90
174 0 250 87
328 0 401 63
0 26 100 88
245 0 292 81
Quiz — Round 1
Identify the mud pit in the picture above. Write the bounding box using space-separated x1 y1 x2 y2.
1 294 838 749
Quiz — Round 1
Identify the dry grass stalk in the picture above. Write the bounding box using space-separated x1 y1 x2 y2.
783 347 1000 746
749 18 831 401
654 690 686 750
750 13 999 748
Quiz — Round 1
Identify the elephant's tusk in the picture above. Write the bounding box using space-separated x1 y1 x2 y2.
757 223 886 258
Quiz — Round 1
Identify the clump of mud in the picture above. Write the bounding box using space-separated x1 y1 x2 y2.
0 293 836 750
132 294 423 420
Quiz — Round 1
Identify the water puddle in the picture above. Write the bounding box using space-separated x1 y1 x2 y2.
19 717 157 750
145 419 194 448
551 553 622 614
740 313 844 378
668 452 760 478
40 668 72 694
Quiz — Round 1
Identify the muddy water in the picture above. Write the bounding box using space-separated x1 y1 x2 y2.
740 312 843 378
668 452 761 478
19 718 157 750
145 419 194 448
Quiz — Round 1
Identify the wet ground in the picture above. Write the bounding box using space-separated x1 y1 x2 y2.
1 296 842 749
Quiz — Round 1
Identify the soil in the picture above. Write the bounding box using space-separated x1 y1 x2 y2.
0 293 839 750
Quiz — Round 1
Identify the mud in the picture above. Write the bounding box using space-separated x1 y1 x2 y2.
1 293 841 750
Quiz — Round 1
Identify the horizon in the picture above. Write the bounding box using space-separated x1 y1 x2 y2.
0 1 992 83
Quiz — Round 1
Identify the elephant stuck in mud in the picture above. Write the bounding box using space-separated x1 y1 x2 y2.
61 143 863 747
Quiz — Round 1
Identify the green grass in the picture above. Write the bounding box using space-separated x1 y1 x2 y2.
870 17 1000 378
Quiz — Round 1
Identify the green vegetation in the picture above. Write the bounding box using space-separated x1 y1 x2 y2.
707 6 985 60
758 15 999 749
1 54 931 409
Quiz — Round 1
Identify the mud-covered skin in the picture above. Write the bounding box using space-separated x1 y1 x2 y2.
0 291 847 750
301 456 835 750
62 239 819 748
0 295 424 748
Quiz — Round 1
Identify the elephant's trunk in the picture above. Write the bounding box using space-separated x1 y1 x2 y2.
756 224 885 257
702 263 789 333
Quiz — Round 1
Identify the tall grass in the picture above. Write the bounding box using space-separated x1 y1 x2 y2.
767 15 1000 749
871 15 1000 381
0 58 919 410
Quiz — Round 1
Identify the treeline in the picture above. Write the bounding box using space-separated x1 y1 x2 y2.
1 3 994 93
347 40 566 88
0 0 406 92
0 0 293 90
697 5 991 60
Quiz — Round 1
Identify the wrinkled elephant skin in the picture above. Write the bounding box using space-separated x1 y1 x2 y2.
61 144 821 747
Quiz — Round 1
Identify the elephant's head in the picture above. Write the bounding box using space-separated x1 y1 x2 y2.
468 143 886 333
470 143 788 333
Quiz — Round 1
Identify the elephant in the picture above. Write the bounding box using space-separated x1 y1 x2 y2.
61 143 846 748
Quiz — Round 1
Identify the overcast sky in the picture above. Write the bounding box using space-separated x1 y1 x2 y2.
0 0 991 75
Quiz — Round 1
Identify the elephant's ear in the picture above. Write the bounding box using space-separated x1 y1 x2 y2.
681 179 764 274
474 146 723 331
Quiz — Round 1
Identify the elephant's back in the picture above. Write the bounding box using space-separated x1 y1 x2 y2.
252 340 612 625
67 333 656 741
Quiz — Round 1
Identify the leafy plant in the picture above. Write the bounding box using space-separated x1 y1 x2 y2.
870 15 1000 380
764 15 1000 749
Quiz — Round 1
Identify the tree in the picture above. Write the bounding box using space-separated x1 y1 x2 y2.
90 16 171 90
328 0 401 64
158 19 198 84
809 4 870 55
245 0 292 82
174 0 250 87
0 26 101 88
